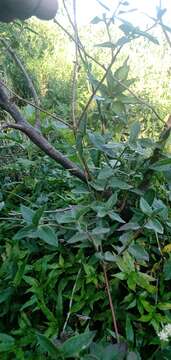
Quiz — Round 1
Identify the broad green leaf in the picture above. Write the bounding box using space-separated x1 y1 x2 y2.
136 272 156 293
56 211 74 224
92 227 110 236
109 178 132 190
98 166 114 180
106 193 118 209
20 204 35 224
108 211 125 223
37 225 58 247
23 276 39 287
140 197 152 216
112 101 125 114
13 225 37 240
127 271 137 291
91 16 102 24
145 219 164 234
116 252 135 273
114 272 127 280
37 334 62 359
97 207 108 218
0 333 15 353
61 331 95 358
102 343 127 360
67 232 89 244
115 36 131 47
118 222 140 231
103 251 117 262
128 244 149 261
151 158 171 172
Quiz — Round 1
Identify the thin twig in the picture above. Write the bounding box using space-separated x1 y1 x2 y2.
71 0 79 130
62 268 81 333
160 21 171 49
102 262 120 343
54 19 106 71
0 80 72 129
78 46 122 127
1 38 41 128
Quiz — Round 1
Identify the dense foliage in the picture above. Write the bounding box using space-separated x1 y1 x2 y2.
1 1 171 359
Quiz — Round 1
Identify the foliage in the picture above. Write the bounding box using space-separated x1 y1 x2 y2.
1 1 171 359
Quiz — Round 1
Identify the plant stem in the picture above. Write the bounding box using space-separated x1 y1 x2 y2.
102 262 120 343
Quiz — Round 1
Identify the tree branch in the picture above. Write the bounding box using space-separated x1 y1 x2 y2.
0 81 88 183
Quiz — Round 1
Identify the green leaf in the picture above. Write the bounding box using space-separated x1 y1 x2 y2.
104 343 127 360
37 225 58 247
158 302 171 310
96 41 115 48
108 211 125 223
151 158 171 172
61 331 95 358
92 227 110 236
118 222 140 231
102 343 127 360
13 225 37 240
67 232 89 244
145 219 164 234
32 206 45 227
103 251 117 262
140 197 152 216
111 101 125 114
126 316 134 343
106 193 118 210
128 244 149 261
109 178 132 190
115 36 131 47
37 334 62 359
120 21 159 44
114 58 129 81
20 204 35 224
136 272 156 293
0 333 15 353
0 288 14 304
91 16 102 24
